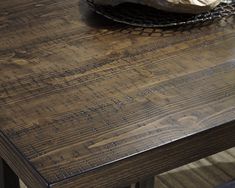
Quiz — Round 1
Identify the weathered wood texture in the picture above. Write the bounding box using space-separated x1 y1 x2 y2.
19 147 235 188
0 0 235 188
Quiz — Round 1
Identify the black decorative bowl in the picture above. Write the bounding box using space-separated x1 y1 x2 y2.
87 0 235 27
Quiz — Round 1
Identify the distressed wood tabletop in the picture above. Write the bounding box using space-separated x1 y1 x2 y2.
0 0 235 188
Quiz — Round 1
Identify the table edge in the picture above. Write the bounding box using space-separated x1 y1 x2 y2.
0 131 49 188
1 120 235 188
50 120 235 187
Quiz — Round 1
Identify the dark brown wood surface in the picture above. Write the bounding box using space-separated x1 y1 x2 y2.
0 0 235 187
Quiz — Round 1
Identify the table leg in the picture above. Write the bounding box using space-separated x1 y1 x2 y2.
124 183 138 188
125 177 155 188
136 177 155 188
0 158 20 188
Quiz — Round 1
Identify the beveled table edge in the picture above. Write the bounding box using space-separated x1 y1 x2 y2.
0 120 235 188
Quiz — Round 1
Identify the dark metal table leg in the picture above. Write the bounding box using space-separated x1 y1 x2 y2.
0 158 19 188
124 183 138 188
124 177 155 188
136 177 155 188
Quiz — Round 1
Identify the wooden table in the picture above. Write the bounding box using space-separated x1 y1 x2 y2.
0 0 235 187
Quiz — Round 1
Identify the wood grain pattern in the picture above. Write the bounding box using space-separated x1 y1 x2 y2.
18 147 235 188
0 0 235 187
